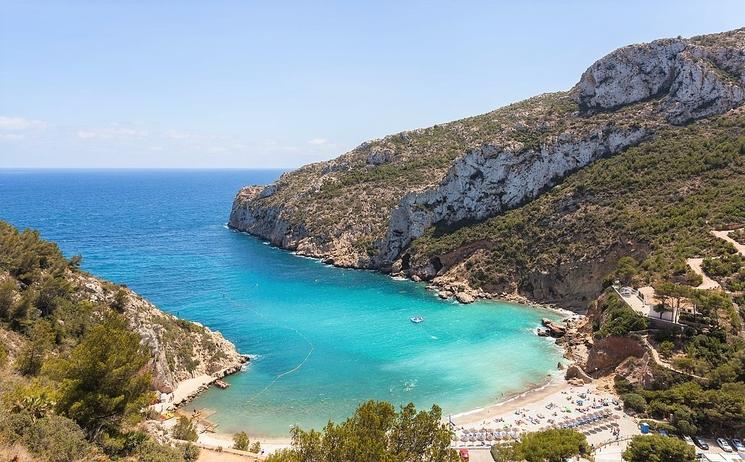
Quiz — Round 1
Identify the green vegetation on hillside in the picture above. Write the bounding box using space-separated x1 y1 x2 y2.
0 222 199 461
594 293 649 337
410 110 745 302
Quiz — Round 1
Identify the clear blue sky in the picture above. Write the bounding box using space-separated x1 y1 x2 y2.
1 1 743 168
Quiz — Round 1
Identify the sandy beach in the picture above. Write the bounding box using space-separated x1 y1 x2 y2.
451 377 639 454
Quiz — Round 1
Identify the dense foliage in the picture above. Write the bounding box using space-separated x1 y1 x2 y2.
0 222 201 461
265 400 458 462
490 429 588 462
410 111 745 301
47 315 153 439
622 435 695 462
595 293 648 337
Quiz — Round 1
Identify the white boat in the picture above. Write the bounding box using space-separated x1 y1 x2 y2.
410 316 424 324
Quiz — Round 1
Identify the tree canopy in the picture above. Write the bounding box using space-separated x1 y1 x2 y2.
491 429 588 462
46 315 153 439
622 435 695 462
265 400 458 462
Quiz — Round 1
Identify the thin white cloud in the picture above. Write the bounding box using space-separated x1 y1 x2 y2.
307 138 327 145
0 116 47 131
0 133 25 140
164 129 202 141
76 125 148 140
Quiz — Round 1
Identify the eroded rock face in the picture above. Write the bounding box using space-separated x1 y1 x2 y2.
615 354 655 389
585 336 646 376
573 35 745 124
380 124 650 264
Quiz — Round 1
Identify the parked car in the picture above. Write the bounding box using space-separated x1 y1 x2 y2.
693 436 709 450
717 438 733 452
682 435 694 445
731 438 745 452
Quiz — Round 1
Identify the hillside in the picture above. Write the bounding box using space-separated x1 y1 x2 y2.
229 28 745 309
0 221 250 461
0 221 246 394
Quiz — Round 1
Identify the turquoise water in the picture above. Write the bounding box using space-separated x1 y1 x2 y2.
0 169 563 436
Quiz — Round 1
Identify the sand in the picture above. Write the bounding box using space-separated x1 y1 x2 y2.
173 374 216 404
451 380 639 451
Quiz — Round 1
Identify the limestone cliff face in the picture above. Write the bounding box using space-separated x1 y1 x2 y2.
381 125 650 265
229 28 745 306
74 273 247 393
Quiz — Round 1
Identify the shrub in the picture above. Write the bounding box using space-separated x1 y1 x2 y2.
659 340 675 359
179 442 200 462
0 409 33 444
136 440 185 462
621 393 647 413
250 441 261 453
623 434 695 462
0 340 8 368
171 416 198 442
233 431 249 451
492 429 588 462
23 414 89 462
614 376 634 395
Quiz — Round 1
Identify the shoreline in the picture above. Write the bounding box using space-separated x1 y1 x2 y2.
229 226 583 318
164 227 588 455
153 356 250 413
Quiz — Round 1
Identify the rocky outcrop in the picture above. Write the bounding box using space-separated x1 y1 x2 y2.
565 364 593 384
381 125 650 266
541 318 567 338
615 354 655 389
75 273 248 393
585 336 646 376
229 28 745 308
574 34 745 124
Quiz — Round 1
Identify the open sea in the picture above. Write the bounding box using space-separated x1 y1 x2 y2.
0 169 563 436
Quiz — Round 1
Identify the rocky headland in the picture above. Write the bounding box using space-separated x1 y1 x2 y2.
229 28 745 311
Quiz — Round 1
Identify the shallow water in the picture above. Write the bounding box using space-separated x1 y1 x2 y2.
0 169 563 436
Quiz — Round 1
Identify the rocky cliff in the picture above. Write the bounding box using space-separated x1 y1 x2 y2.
73 273 247 393
230 28 745 309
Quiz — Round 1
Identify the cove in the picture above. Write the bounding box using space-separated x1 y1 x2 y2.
0 169 564 437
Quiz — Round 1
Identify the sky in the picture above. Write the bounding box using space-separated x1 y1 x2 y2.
1 1 744 168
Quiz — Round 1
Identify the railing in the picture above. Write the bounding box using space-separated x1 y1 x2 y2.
592 435 635 453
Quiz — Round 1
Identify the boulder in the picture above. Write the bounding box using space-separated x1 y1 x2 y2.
565 365 593 384
455 291 475 304
585 336 646 375
541 318 567 337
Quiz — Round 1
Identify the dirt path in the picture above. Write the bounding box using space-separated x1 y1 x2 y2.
641 336 706 380
686 257 722 290
198 447 262 462
712 229 745 257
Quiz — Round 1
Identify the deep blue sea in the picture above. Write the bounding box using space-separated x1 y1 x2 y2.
0 169 563 436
